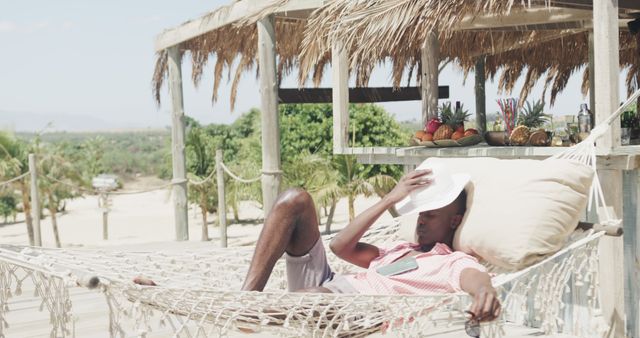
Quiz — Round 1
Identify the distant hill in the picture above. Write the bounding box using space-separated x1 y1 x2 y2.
0 110 167 132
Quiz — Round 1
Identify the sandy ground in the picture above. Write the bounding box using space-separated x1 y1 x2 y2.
0 178 395 249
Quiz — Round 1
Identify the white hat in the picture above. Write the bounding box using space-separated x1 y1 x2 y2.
395 159 470 216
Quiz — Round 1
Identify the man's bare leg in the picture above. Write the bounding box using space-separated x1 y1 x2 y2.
241 188 322 291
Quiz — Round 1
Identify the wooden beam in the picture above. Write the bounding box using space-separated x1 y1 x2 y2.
344 146 640 169
551 0 640 11
470 29 585 58
216 150 227 247
598 169 626 338
474 57 487 135
332 41 349 154
589 31 596 119
456 7 594 31
593 0 624 336
155 0 324 51
278 86 449 104
28 154 41 246
594 2 621 152
623 170 640 338
167 46 189 241
421 32 439 125
257 15 281 215
466 21 588 31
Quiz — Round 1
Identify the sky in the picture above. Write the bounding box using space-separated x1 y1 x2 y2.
0 0 631 132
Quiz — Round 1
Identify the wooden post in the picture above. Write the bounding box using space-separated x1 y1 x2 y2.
257 15 281 215
28 154 41 246
474 56 487 135
332 41 349 154
216 150 227 248
102 211 108 240
421 31 440 125
588 31 596 117
593 1 624 337
167 46 189 241
623 169 639 338
99 193 109 240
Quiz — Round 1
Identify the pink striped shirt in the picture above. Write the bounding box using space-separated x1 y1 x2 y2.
343 241 486 295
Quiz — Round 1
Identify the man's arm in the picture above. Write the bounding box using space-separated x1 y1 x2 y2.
460 268 501 322
329 170 431 268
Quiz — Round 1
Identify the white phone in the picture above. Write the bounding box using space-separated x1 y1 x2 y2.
376 256 418 276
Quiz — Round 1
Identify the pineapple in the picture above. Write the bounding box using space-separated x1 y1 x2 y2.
518 100 550 129
510 100 549 146
509 125 531 146
434 102 470 141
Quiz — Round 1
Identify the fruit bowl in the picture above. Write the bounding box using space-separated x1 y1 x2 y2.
410 134 483 148
484 130 552 146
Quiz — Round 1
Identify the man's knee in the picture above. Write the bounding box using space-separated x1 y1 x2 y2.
274 188 314 213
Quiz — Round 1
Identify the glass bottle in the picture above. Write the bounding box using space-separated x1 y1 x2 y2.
577 103 592 133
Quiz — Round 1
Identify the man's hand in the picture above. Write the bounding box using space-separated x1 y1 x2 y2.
460 268 501 322
468 285 501 322
384 169 432 204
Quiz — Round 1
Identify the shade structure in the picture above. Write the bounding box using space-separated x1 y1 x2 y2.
152 0 640 109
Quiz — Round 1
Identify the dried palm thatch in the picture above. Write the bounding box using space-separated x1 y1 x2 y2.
152 0 298 110
152 17 306 110
298 0 640 105
298 0 541 84
456 31 639 106
153 0 640 110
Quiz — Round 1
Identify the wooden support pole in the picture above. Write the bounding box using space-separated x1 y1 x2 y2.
593 1 624 337
332 41 349 154
598 170 626 337
623 170 639 338
594 0 621 151
421 31 440 125
100 193 108 240
216 150 227 248
102 211 108 240
167 46 189 241
257 15 281 215
588 31 596 117
474 56 487 135
28 154 41 246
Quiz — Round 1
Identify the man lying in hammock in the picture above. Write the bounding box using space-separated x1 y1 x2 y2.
242 165 499 322
135 165 500 322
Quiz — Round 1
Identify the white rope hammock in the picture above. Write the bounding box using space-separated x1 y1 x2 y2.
0 224 605 338
0 88 637 338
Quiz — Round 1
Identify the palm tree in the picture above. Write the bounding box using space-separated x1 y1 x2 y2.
0 133 22 177
81 136 106 180
0 133 34 244
330 155 398 222
185 127 217 241
283 151 339 233
38 144 84 248
283 153 399 233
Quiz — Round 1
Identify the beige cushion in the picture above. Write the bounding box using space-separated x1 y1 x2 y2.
397 157 593 270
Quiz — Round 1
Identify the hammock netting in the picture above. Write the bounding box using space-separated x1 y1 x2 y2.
0 223 605 338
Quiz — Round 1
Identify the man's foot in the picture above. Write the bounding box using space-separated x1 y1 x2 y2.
133 276 157 286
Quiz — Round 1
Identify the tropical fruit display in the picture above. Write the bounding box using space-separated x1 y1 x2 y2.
509 100 551 146
412 102 480 147
434 102 470 141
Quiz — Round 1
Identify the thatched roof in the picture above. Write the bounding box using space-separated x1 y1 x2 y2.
299 0 639 105
153 0 640 109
